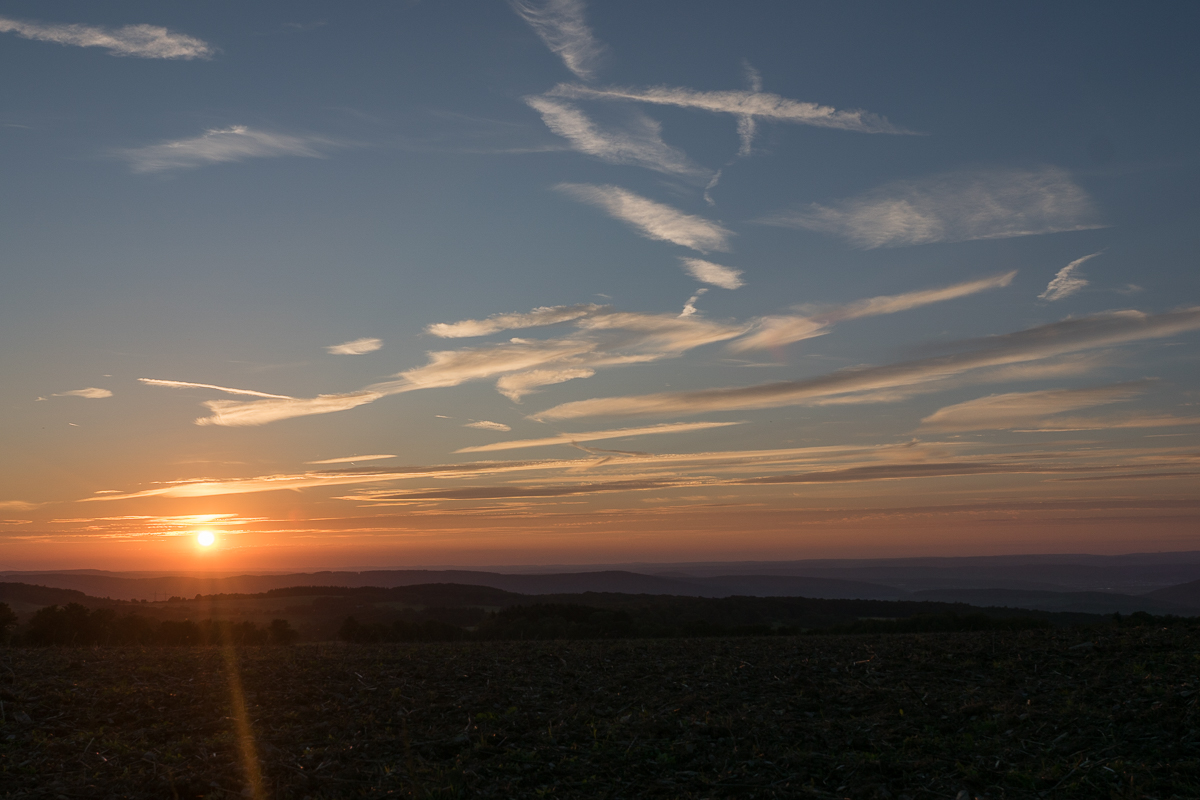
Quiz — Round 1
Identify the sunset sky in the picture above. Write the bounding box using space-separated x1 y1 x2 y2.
2 1 1198 571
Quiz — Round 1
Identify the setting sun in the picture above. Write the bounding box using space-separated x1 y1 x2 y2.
197 530 215 547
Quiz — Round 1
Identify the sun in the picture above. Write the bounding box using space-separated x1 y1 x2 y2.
197 530 215 547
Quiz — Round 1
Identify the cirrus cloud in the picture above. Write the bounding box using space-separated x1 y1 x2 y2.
680 258 744 289
326 337 382 355
1040 252 1100 301
557 183 733 252
54 387 112 399
537 306 1200 420
120 126 337 173
764 168 1102 248
510 0 607 81
525 96 710 180
546 83 908 134
0 16 213 59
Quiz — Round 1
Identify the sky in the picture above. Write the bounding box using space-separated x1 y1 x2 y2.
1 0 1199 571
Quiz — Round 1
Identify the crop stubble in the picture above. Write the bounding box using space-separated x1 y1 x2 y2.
1 626 1198 798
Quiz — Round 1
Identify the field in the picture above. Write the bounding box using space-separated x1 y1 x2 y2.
1 626 1198 799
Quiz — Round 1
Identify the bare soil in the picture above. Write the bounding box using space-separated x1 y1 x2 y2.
1 626 1198 799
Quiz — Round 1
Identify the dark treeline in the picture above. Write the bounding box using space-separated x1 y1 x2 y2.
811 612 1052 635
2 603 299 646
5 590 1195 647
336 602 918 643
336 604 1200 644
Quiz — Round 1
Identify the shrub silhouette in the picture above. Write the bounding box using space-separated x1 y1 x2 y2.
269 618 299 644
0 602 17 643
18 604 276 646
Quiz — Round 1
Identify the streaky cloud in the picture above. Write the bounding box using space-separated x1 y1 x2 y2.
197 391 383 427
0 500 38 510
121 125 336 173
727 315 828 353
764 168 1101 248
375 478 677 502
496 368 596 401
919 382 1148 432
1040 252 1100 301
0 16 213 59
547 83 908 134
510 0 606 80
53 387 112 399
729 271 1015 353
733 461 1102 485
680 258 744 289
138 378 292 400
1018 414 1200 432
427 303 604 338
326 337 382 355
465 421 512 431
179 309 747 425
82 456 599 501
557 183 733 252
819 271 1017 322
525 96 709 180
680 288 708 318
306 454 397 464
537 306 1200 419
456 420 744 453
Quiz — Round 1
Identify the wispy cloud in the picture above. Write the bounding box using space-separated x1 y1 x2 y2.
547 84 907 134
54 387 112 399
729 271 1015 352
427 303 603 338
137 378 292 400
465 421 512 431
727 316 829 353
326 337 382 355
197 391 382 427
731 461 1106 486
120 126 336 173
456 420 743 453
525 96 710 180
83 456 597 501
680 258 744 289
919 383 1146 432
496 368 596 401
537 306 1200 419
376 478 675 502
510 0 607 80
818 271 1017 322
0 16 213 59
306 454 396 465
764 168 1102 248
1021 414 1200 432
736 62 763 155
143 275 1010 427
158 309 747 425
1040 252 1100 301
0 500 38 511
85 435 1197 506
680 288 708 317
557 183 733 252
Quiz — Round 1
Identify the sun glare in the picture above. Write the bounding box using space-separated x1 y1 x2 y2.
197 530 215 547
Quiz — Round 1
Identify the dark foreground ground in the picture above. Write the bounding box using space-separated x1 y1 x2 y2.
1 627 1198 799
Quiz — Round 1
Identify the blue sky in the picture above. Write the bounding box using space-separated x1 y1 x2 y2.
1 1 1198 569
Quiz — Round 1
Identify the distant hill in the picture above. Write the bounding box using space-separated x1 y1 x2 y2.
8 551 1200 616
0 569 904 602
1144 579 1200 609
910 588 1195 616
0 582 123 614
